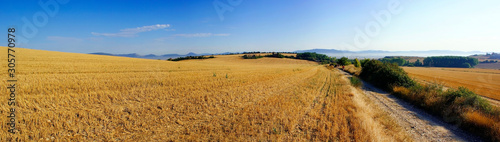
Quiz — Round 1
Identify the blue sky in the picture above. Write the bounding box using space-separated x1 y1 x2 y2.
2 0 500 54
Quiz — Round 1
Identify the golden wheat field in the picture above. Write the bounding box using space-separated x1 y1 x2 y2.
402 67 500 101
0 46 408 141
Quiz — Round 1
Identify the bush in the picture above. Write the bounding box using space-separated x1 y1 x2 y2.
265 52 285 58
360 59 370 67
444 87 493 114
354 58 361 67
242 54 263 59
462 63 471 68
338 57 351 66
359 60 416 91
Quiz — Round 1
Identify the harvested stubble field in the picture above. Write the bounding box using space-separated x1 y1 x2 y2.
0 47 407 141
402 67 500 101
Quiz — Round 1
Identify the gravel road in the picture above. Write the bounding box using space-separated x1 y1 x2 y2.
338 69 482 142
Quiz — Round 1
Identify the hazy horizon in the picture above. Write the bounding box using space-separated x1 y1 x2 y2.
3 0 500 55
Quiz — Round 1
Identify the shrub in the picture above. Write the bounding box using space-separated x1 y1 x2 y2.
338 57 351 66
444 87 493 114
462 63 471 68
359 60 416 91
360 59 370 67
265 52 285 58
354 58 361 67
242 54 263 59
392 84 500 141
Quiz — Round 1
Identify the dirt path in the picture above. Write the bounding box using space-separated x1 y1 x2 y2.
338 69 482 142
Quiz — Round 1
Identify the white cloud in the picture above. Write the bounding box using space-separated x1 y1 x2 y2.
92 24 170 37
47 36 83 42
173 33 230 38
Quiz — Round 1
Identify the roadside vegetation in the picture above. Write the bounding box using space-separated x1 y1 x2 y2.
359 59 500 141
349 76 362 88
402 67 500 101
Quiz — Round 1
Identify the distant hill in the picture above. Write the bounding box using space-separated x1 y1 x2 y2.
469 52 500 69
295 49 485 59
90 49 487 60
89 52 212 59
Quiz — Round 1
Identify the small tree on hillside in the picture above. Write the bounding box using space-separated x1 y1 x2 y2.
360 59 370 67
354 58 361 67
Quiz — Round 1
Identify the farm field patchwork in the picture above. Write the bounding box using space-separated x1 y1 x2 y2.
0 47 406 141
402 67 500 101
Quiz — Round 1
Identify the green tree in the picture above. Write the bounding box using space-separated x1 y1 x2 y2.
360 59 370 67
380 57 406 66
354 58 361 67
423 56 478 68
338 57 351 66
414 59 423 66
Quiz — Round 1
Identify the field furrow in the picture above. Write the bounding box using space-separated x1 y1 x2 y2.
1 47 409 141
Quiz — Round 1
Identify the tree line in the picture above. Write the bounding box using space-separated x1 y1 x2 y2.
381 56 479 68
168 55 215 61
423 56 478 68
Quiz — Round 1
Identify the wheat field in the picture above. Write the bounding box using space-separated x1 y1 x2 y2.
402 67 500 101
0 47 407 141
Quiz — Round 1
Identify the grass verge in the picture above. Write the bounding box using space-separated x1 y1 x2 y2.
360 59 500 141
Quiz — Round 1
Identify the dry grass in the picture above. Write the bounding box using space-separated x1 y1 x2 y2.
343 64 362 76
463 111 500 140
347 81 413 142
0 47 404 141
402 67 500 101
392 84 500 141
475 62 500 69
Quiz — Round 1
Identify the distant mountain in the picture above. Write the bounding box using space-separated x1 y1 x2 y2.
116 53 140 58
89 52 210 59
295 49 351 53
295 48 484 58
90 49 486 60
89 52 113 56
186 52 197 56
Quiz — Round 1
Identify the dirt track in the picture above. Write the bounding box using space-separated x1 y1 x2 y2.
338 69 482 142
